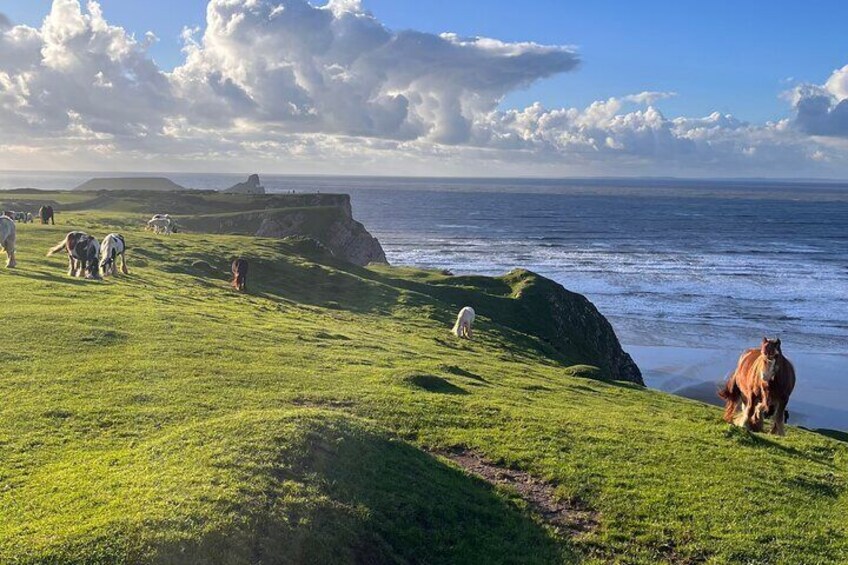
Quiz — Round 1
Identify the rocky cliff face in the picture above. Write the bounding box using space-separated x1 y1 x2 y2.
503 270 642 384
224 174 265 195
256 209 387 266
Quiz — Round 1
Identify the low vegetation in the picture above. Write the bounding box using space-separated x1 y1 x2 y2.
0 193 846 564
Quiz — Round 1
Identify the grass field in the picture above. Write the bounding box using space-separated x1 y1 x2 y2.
0 199 846 564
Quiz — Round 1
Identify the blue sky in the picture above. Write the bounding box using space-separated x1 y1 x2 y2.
2 0 848 176
6 0 848 124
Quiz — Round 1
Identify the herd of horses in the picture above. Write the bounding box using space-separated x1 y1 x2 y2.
0 207 797 436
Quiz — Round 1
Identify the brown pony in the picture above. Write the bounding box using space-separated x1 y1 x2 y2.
719 338 796 435
231 258 248 292
39 205 55 225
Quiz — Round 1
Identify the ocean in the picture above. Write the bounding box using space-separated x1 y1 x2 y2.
3 171 847 430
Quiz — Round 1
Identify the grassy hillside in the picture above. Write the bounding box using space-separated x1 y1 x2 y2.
0 204 846 564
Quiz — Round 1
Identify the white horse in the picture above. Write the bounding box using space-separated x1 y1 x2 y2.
451 306 476 339
100 233 129 277
0 216 16 268
147 215 175 235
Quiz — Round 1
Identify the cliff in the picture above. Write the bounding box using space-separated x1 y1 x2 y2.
503 270 642 383
390 268 643 384
171 194 386 266
255 208 387 266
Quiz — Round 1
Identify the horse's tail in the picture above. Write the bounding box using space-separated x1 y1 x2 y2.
46 235 70 256
718 378 740 423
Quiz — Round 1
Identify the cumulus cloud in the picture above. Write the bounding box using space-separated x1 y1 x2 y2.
0 0 847 176
0 0 171 148
170 0 579 144
792 65 848 137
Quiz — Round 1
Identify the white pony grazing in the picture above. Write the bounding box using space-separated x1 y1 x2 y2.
100 233 129 276
147 215 175 235
0 216 16 268
451 306 476 339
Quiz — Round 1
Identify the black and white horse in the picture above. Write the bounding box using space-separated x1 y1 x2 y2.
100 233 129 277
47 231 101 279
0 216 16 268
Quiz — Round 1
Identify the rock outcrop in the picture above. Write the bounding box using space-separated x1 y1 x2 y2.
224 174 265 195
256 207 387 266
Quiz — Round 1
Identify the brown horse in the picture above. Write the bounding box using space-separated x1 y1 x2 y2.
231 258 248 292
39 205 55 225
719 338 796 435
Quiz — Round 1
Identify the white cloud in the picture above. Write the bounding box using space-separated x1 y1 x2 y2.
791 65 848 137
0 0 847 177
623 91 677 105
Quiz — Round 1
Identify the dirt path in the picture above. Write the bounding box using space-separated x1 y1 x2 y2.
435 448 599 536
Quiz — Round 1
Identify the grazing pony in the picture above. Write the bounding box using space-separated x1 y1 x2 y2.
0 216 16 268
147 215 175 235
100 233 129 277
451 306 476 339
719 338 796 435
47 231 101 279
39 205 55 225
231 258 248 292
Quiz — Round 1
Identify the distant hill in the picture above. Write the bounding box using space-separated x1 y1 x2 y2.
73 177 187 192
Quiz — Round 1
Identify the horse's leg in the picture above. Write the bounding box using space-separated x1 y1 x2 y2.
68 255 75 276
743 398 760 431
770 402 786 436
733 401 746 427
120 252 128 274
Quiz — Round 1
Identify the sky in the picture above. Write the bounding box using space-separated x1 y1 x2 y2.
1 0 848 177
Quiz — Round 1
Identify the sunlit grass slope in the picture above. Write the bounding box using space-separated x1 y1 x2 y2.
0 200 846 564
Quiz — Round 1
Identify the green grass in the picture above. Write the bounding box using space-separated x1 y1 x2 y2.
0 196 847 564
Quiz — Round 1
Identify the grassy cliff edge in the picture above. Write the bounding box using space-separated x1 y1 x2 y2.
0 191 845 564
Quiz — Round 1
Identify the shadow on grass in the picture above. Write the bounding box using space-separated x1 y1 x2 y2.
724 426 834 464
150 417 575 564
441 364 489 384
814 428 848 443
401 372 469 395
6 268 93 286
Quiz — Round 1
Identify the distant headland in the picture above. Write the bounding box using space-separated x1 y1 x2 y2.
73 177 187 192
